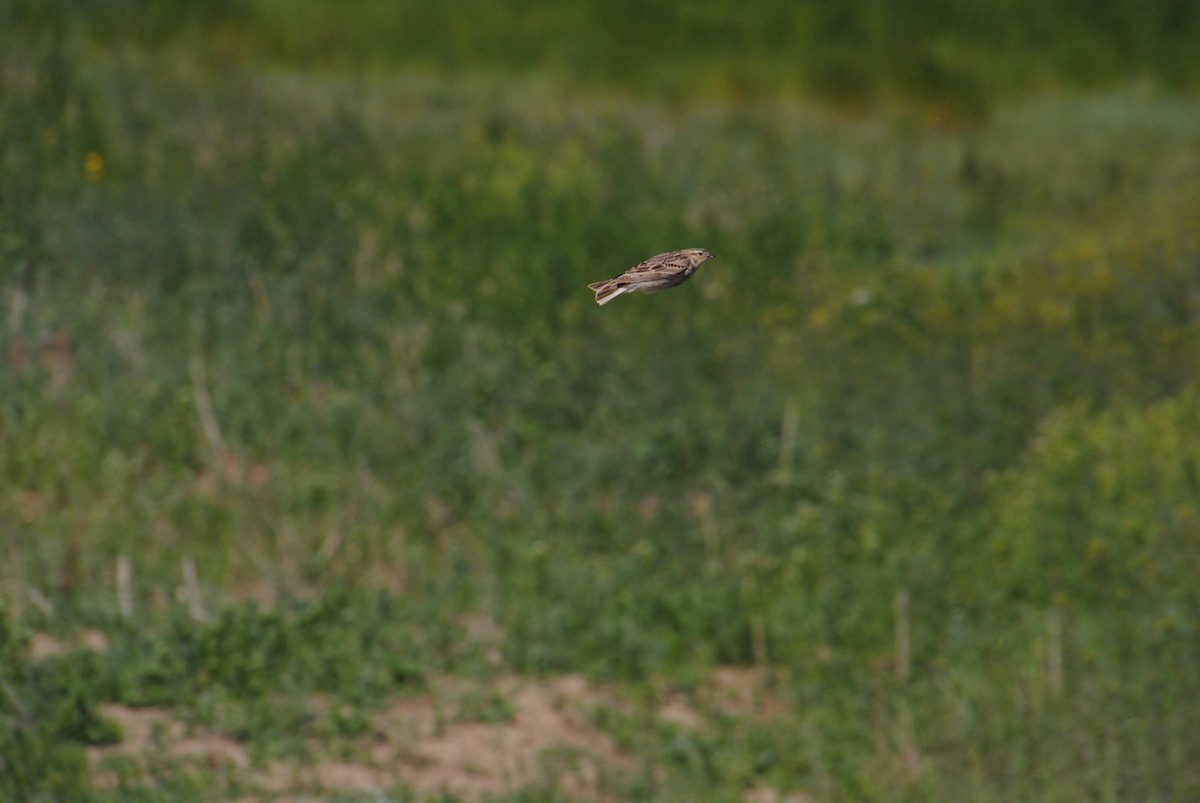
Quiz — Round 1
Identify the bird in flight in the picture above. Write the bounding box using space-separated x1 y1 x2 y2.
587 248 715 306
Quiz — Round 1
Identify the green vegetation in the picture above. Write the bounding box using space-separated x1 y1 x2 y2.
12 0 1200 108
3 5 1200 801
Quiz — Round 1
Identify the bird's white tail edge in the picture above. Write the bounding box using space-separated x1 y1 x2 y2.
592 282 630 305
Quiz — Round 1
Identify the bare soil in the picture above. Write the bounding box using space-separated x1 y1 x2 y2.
89 674 640 801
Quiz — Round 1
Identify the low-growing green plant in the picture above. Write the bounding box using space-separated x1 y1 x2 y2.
989 390 1200 608
0 609 92 801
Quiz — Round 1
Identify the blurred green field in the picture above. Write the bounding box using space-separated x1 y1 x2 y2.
24 0 1200 108
3 5 1200 801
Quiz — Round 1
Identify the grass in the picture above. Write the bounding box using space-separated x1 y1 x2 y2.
38 0 1200 109
2 15 1200 802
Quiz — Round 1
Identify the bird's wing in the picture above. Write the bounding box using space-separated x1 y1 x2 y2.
613 252 691 284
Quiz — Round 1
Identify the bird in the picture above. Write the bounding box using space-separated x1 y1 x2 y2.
587 248 715 306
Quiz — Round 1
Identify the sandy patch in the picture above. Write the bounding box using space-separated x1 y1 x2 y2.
377 674 630 801
82 667 792 800
88 703 251 788
87 674 638 801
29 629 109 659
702 665 790 720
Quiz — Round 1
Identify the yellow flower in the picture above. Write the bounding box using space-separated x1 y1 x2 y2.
84 151 105 181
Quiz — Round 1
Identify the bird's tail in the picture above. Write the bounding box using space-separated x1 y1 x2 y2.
588 280 630 306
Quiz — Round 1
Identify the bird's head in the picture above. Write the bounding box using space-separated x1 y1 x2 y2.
685 248 715 267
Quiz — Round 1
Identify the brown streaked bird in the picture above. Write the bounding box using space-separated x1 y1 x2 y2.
587 248 715 306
